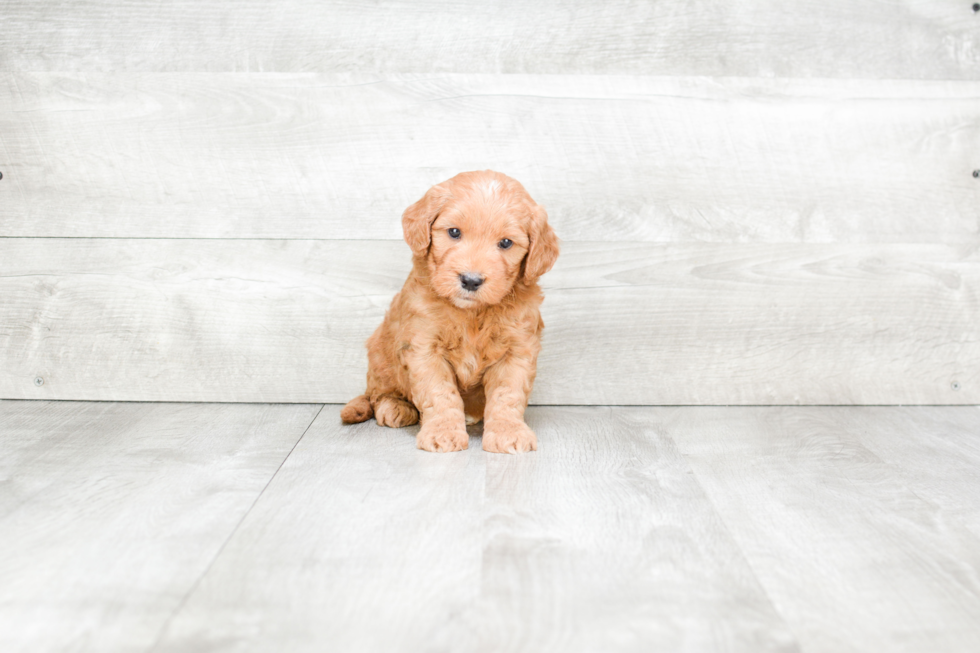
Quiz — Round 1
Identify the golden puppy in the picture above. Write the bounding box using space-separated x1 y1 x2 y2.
341 170 559 453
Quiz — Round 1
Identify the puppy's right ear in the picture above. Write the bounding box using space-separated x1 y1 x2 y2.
402 183 450 256
523 203 560 284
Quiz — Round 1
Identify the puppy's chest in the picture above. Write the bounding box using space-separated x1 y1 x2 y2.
442 326 507 389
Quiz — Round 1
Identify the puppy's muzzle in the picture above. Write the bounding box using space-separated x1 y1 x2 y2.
459 272 485 292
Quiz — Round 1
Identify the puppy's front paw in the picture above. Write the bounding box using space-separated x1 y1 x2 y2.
483 420 538 454
417 421 468 453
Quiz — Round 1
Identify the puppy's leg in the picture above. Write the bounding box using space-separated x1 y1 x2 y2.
482 355 538 454
374 394 420 428
407 354 468 453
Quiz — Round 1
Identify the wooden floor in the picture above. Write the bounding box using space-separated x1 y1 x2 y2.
2 401 979 652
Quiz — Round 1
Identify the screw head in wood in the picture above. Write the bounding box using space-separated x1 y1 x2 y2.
0 171 3 180
973 169 980 178
34 376 44 387
974 3 980 12
951 381 961 391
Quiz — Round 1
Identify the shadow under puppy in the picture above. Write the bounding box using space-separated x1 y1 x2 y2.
341 170 559 453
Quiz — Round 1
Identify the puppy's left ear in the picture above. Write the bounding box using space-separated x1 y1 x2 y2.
402 183 450 256
524 203 560 284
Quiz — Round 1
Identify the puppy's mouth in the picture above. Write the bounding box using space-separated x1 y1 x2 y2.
449 271 488 308
451 292 481 309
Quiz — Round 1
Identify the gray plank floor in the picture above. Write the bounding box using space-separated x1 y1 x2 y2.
1 401 979 652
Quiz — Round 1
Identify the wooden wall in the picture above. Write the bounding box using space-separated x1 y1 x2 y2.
1 1 978 404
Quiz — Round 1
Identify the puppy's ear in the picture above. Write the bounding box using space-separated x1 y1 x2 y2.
402 183 450 256
524 203 560 283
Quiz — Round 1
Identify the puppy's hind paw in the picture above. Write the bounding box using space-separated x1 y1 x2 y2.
341 395 373 424
375 395 420 428
483 420 538 454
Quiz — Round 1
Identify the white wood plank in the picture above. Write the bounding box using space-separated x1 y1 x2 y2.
544 241 980 405
1 239 976 405
153 405 797 652
0 400 321 653
667 406 980 653
1 1 977 79
2 74 978 242
153 405 489 653
444 407 798 651
824 406 980 539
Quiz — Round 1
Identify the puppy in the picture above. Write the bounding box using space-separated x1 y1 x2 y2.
341 170 559 453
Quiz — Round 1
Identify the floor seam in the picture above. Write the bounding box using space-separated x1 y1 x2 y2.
672 442 806 651
145 403 325 652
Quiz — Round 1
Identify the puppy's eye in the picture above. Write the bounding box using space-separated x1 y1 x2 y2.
448 228 461 239
498 238 513 250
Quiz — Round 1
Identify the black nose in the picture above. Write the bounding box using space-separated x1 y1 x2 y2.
459 273 485 292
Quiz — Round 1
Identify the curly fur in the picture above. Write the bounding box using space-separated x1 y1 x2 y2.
341 170 559 453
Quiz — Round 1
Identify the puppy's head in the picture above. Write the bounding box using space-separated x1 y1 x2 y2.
402 170 559 309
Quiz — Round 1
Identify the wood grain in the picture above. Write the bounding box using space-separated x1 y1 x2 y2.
1 239 976 405
153 405 797 652
1 1 977 79
828 406 980 540
2 74 977 242
4 402 980 651
152 404 489 653
452 406 797 652
0 400 321 653
668 406 980 653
